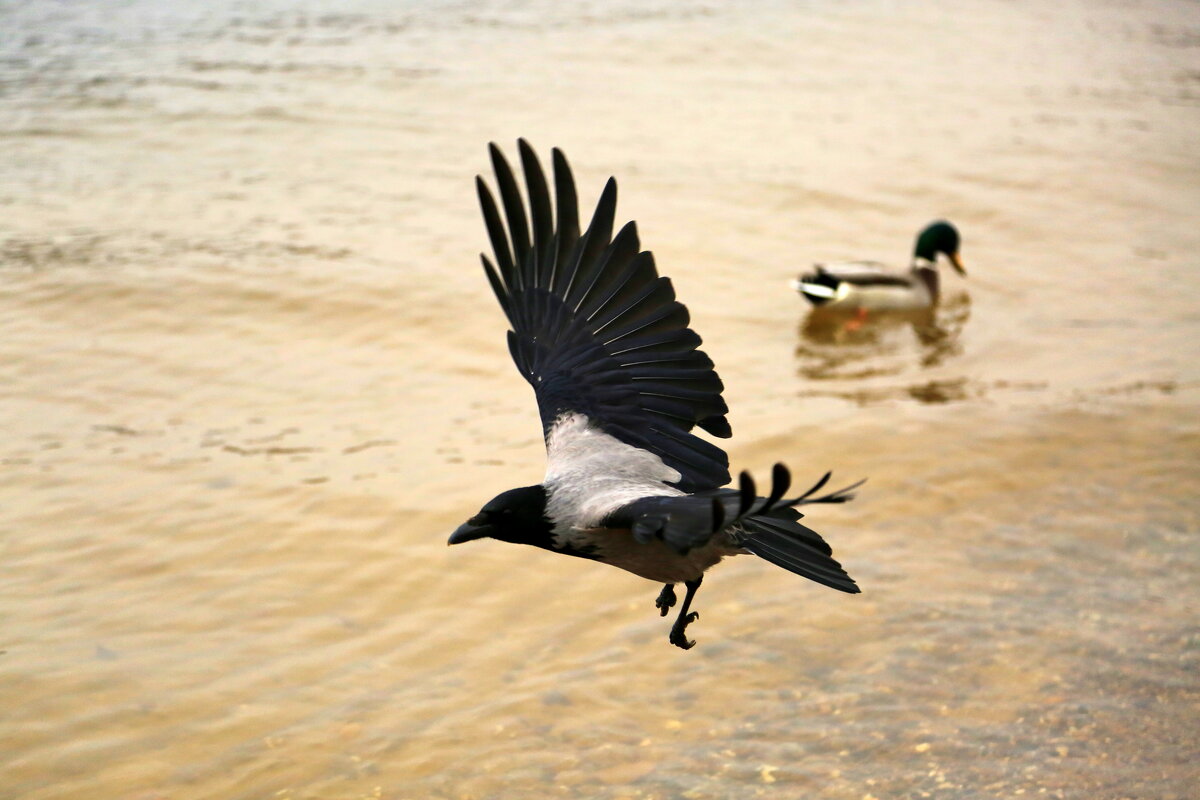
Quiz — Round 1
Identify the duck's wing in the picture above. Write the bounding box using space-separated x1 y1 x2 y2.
812 261 915 287
477 140 731 493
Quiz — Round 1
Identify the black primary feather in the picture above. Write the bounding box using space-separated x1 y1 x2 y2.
478 140 732 491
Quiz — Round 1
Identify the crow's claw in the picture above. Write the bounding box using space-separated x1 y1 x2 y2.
668 611 700 650
656 584 677 617
669 631 695 650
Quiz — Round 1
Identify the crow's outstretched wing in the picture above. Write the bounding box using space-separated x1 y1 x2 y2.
478 140 731 492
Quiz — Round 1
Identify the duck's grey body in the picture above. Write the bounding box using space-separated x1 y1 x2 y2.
796 222 965 312
796 259 942 312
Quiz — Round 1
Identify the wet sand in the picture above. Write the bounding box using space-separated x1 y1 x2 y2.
2 1 1198 798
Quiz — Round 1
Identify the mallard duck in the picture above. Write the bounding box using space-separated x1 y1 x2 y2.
795 221 966 311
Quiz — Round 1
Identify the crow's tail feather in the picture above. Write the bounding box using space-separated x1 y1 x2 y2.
738 514 860 594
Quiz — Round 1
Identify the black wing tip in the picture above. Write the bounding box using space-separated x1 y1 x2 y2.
518 138 545 168
699 415 731 438
610 219 641 255
496 138 552 164
710 496 726 532
488 142 517 182
783 473 866 506
517 138 543 170
551 148 576 198
738 471 756 516
475 175 497 211
821 477 867 504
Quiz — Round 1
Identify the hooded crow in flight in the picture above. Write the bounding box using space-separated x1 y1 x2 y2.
449 141 861 649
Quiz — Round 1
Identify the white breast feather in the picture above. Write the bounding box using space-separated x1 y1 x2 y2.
543 413 683 546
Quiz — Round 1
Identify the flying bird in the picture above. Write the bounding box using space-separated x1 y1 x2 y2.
449 141 861 649
795 221 966 312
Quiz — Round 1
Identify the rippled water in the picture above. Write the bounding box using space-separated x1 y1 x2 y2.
2 1 1198 798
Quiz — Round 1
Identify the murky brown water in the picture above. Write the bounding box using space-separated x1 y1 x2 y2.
3 1 1199 798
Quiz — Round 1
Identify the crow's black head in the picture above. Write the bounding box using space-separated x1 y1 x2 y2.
449 485 551 548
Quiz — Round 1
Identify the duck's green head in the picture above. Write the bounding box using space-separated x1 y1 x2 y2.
913 221 965 276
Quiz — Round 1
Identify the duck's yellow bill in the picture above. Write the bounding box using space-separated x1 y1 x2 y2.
949 251 967 276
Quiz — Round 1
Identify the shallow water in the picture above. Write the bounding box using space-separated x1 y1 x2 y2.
2 0 1198 798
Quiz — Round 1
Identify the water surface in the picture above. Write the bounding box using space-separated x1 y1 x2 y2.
2 1 1198 798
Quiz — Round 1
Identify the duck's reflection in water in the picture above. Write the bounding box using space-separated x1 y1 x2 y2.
795 293 971 401
911 292 971 368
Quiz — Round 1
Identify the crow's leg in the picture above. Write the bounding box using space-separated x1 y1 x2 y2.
668 576 703 650
655 583 677 616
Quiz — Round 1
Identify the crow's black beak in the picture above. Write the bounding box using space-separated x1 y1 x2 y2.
448 514 492 545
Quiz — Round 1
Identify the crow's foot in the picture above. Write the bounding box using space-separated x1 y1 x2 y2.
656 584 677 617
669 611 699 650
